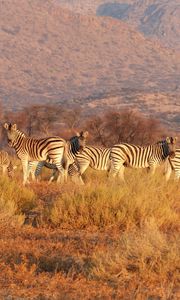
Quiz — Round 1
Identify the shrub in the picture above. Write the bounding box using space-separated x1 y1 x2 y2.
0 177 37 225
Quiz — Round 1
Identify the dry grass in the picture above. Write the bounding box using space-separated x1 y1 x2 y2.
0 166 179 299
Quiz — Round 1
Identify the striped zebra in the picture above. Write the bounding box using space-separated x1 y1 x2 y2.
0 150 16 178
68 146 111 184
26 132 89 183
164 148 180 181
3 123 88 185
28 146 111 184
109 137 177 181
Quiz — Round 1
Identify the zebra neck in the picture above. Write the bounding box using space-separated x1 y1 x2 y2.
69 140 80 156
157 142 169 159
12 131 26 149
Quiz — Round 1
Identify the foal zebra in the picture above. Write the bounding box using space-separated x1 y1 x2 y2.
165 148 180 181
109 137 177 181
0 150 15 178
4 123 88 184
28 146 111 184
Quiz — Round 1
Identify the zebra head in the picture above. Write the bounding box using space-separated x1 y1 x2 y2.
7 161 17 178
70 131 89 154
165 137 177 158
76 131 89 152
3 123 22 147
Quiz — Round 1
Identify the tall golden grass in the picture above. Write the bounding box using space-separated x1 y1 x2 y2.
0 164 179 299
49 169 179 231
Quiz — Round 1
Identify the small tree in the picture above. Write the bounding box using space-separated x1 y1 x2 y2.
85 109 163 147
85 115 107 146
62 108 82 132
4 104 65 137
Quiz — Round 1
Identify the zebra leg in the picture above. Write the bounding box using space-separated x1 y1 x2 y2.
174 169 180 181
2 166 7 176
148 163 156 175
28 162 37 181
75 162 88 185
49 145 68 184
71 172 85 185
79 163 89 175
108 161 122 179
117 165 126 182
77 176 85 185
22 160 29 185
27 161 42 182
48 168 58 184
57 161 68 183
64 166 68 183
34 161 46 181
53 162 65 184
56 170 65 184
164 165 172 181
68 162 86 185
162 158 171 181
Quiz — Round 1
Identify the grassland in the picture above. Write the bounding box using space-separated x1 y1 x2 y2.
0 166 179 299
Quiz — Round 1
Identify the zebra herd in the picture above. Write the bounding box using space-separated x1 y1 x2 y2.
1 122 179 184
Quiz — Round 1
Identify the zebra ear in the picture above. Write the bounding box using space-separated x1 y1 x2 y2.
171 136 178 144
12 124 17 130
166 137 171 144
75 132 80 137
3 123 9 130
82 131 89 138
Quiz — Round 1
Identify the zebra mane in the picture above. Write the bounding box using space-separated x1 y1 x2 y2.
69 136 77 142
156 140 167 146
15 129 26 138
68 136 79 149
7 123 26 138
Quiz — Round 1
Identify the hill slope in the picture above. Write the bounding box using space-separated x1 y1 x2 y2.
0 0 179 131
58 0 180 51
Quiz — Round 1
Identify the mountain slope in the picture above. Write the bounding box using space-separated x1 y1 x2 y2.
0 0 179 109
0 0 179 131
58 0 180 51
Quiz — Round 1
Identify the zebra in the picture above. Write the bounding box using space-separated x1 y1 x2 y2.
3 123 88 185
28 146 111 184
26 132 89 183
109 137 177 181
68 146 111 184
0 150 16 178
164 148 180 181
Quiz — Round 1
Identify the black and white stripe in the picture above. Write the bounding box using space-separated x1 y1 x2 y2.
3 123 69 184
165 148 180 181
68 146 111 184
109 137 177 181
28 146 111 184
27 132 89 183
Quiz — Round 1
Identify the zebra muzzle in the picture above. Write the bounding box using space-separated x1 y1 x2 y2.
79 146 84 153
8 140 13 147
169 151 175 159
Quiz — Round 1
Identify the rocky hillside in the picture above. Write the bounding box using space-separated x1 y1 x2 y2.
58 0 180 51
0 0 179 131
